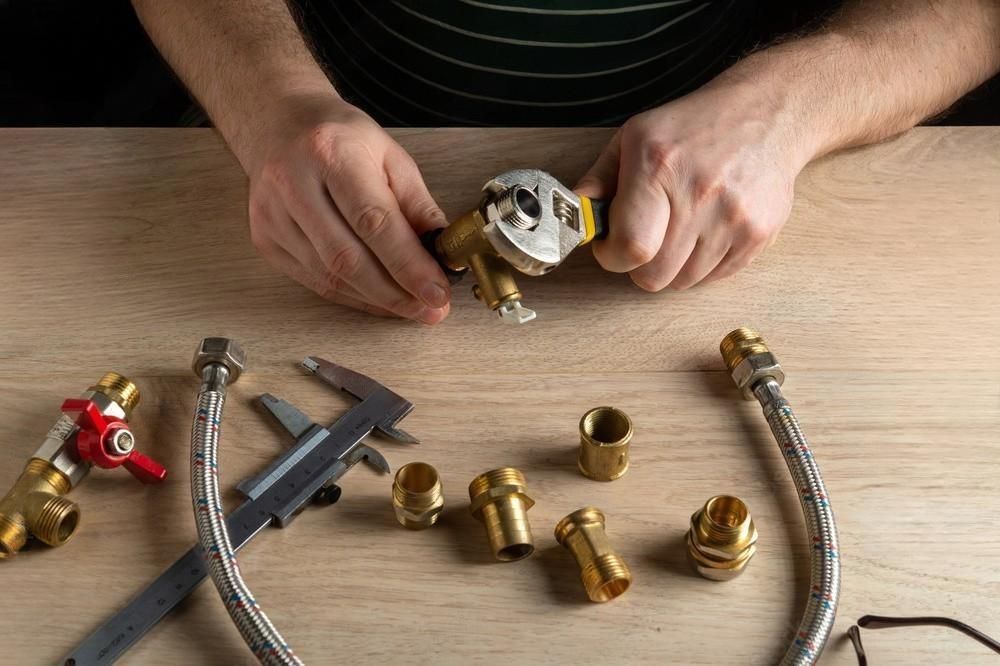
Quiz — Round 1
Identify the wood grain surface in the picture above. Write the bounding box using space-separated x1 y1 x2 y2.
0 127 998 665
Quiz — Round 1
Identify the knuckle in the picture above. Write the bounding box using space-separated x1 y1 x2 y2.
354 205 392 239
691 176 726 209
622 237 659 266
642 140 684 181
322 242 363 279
631 271 666 293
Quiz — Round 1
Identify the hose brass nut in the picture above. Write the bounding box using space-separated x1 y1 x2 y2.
720 328 784 400
468 467 535 561
578 406 632 481
686 495 758 581
192 337 247 382
392 462 444 530
554 507 632 602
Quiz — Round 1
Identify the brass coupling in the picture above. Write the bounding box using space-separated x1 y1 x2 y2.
686 495 758 581
468 467 535 561
554 507 632 602
392 462 444 530
578 406 632 481
0 459 79 557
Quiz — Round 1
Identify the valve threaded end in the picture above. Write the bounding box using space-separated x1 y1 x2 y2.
580 553 632 602
0 514 27 558
30 495 80 547
701 495 752 543
92 372 141 416
468 467 527 498
720 328 770 371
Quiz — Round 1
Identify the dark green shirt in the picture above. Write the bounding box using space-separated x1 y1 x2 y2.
296 0 762 126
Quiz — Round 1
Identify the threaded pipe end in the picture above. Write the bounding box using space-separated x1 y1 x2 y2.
580 553 632 602
720 328 770 371
30 495 80 547
468 467 527 499
492 186 541 230
701 495 751 543
0 514 27 558
91 372 141 416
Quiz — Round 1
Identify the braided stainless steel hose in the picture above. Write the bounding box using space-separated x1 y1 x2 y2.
721 329 841 666
191 339 302 665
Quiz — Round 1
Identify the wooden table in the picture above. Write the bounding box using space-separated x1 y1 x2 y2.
0 127 998 665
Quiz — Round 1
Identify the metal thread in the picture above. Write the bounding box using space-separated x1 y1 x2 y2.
92 372 141 417
492 187 539 230
720 328 770 371
552 195 575 228
701 496 752 543
0 514 25 557
580 553 632 602
468 467 526 497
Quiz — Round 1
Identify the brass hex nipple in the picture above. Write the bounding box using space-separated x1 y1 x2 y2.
468 467 535 561
720 328 785 400
554 507 632 602
686 495 758 581
578 406 632 481
392 462 444 530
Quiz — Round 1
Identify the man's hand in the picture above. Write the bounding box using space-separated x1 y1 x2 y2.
243 93 451 323
576 81 807 292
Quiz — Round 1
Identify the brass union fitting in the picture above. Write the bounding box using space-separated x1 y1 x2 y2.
720 328 784 400
554 507 632 602
392 462 444 530
578 406 632 481
686 495 758 581
468 467 535 561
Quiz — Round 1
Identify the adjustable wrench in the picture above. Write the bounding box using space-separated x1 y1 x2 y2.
63 357 417 665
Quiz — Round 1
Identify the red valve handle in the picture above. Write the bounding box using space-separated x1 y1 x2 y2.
61 398 167 484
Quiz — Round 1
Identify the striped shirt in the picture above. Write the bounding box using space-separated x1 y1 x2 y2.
294 1 761 127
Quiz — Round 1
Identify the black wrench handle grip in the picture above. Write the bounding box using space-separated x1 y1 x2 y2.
420 227 467 285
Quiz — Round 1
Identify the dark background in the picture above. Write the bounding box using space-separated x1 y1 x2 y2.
1 0 997 127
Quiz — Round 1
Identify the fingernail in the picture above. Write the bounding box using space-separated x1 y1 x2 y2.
417 306 448 325
420 282 449 308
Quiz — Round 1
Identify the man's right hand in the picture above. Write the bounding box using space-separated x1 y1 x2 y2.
242 92 451 323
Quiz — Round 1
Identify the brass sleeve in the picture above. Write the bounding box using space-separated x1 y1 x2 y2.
578 406 632 481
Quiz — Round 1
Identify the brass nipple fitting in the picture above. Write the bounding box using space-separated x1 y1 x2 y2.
578 406 632 481
554 507 632 602
468 467 535 561
686 495 758 581
720 328 784 400
392 462 444 530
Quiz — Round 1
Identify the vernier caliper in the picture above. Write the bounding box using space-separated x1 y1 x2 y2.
64 357 417 665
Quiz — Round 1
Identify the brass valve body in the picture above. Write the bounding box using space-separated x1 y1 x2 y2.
392 462 444 530
554 507 632 602
468 467 535 561
436 209 523 311
578 406 632 481
686 495 758 581
0 372 140 558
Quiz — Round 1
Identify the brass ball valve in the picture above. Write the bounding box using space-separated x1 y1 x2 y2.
0 372 166 558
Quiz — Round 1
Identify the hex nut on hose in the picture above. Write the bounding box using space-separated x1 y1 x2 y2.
469 467 535 561
392 462 444 530
578 406 632 481
192 337 246 381
686 495 758 581
554 507 632 602
720 328 784 400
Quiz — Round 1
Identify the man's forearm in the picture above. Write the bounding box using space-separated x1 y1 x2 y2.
717 0 1000 165
131 0 334 170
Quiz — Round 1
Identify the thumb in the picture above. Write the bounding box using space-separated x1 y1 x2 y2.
574 129 621 200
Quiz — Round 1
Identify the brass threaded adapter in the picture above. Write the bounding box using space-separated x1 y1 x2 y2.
392 462 444 530
720 328 784 400
468 467 535 562
578 406 633 481
554 507 632 602
0 458 80 558
686 495 758 581
91 372 141 418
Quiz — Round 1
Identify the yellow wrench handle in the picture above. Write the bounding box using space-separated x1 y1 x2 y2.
579 196 610 245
